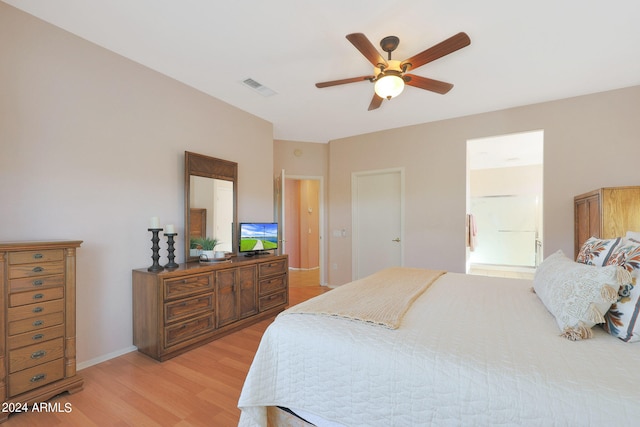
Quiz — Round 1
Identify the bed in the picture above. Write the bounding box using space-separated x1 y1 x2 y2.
238 253 640 426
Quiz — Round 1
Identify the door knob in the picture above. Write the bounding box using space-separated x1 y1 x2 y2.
392 238 401 242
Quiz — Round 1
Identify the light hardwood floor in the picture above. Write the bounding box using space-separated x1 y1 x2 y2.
4 273 329 427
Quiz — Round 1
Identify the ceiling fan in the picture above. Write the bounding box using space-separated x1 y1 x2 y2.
315 32 471 111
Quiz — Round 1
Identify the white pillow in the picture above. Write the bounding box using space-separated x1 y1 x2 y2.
534 250 631 340
626 231 640 241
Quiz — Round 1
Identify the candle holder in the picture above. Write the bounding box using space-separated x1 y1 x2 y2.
147 228 164 272
164 233 179 269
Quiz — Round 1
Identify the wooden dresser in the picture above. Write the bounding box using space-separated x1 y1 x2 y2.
575 186 640 257
0 240 83 422
132 254 288 361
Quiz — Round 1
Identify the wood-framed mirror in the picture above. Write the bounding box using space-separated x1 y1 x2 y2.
185 151 238 262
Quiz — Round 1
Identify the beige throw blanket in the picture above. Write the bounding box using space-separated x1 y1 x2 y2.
283 267 446 329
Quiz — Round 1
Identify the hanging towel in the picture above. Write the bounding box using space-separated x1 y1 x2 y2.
467 213 478 251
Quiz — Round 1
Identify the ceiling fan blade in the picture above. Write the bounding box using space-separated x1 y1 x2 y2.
346 33 388 69
316 76 374 88
400 32 470 72
368 93 384 111
404 74 454 94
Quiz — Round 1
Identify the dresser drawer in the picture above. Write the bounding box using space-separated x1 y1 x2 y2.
259 290 287 312
164 312 215 348
8 358 65 397
9 287 64 307
9 274 65 293
9 249 64 265
259 275 287 296
8 324 65 351
259 259 287 277
9 337 64 374
9 312 64 336
164 273 213 300
9 262 65 280
8 299 65 321
164 293 214 324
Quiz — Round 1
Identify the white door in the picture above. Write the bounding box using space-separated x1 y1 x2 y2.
275 169 286 254
352 168 404 280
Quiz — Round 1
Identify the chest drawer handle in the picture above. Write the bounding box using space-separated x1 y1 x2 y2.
31 350 46 359
33 307 44 313
33 320 44 327
32 334 44 341
32 267 44 273
33 253 44 259
32 280 44 287
33 293 44 300
30 373 46 383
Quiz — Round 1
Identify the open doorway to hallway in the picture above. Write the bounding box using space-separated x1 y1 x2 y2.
284 177 322 286
466 130 544 279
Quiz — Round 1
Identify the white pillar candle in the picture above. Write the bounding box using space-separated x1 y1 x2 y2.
150 216 160 228
165 224 175 234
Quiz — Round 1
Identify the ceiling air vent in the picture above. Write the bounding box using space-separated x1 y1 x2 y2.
241 78 277 97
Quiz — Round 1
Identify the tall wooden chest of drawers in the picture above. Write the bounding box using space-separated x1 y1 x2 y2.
0 241 83 421
574 186 640 257
133 254 288 361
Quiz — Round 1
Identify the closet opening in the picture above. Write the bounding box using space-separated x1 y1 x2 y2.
466 130 544 279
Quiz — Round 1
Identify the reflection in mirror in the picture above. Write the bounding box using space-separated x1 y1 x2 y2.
185 151 237 262
189 176 234 253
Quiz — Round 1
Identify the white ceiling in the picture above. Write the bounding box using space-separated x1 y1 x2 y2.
468 130 543 170
4 0 640 143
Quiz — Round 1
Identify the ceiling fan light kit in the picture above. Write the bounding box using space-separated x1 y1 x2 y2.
374 74 404 99
373 60 405 99
316 31 471 110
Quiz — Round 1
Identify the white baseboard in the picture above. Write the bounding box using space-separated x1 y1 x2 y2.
77 345 137 370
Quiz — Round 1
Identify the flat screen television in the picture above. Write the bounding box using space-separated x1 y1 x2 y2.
238 222 278 256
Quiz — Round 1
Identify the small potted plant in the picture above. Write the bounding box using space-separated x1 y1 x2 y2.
189 237 202 257
197 237 219 260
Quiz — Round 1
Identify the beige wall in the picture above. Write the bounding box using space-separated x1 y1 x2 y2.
328 86 640 285
1 4 274 367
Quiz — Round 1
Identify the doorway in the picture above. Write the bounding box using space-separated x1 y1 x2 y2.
352 168 404 280
276 171 325 286
466 130 544 279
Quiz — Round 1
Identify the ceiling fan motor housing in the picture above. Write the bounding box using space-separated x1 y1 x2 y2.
374 59 402 79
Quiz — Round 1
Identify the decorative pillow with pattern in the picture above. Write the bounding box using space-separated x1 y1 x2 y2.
603 238 640 342
534 250 631 340
576 236 621 266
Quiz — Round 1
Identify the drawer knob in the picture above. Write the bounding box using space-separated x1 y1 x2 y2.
32 334 44 341
33 320 44 327
33 293 44 300
32 280 43 286
33 306 44 313
31 350 46 359
30 373 46 383
32 267 44 273
33 253 44 259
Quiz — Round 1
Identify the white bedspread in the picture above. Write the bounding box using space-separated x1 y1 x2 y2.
238 272 640 426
